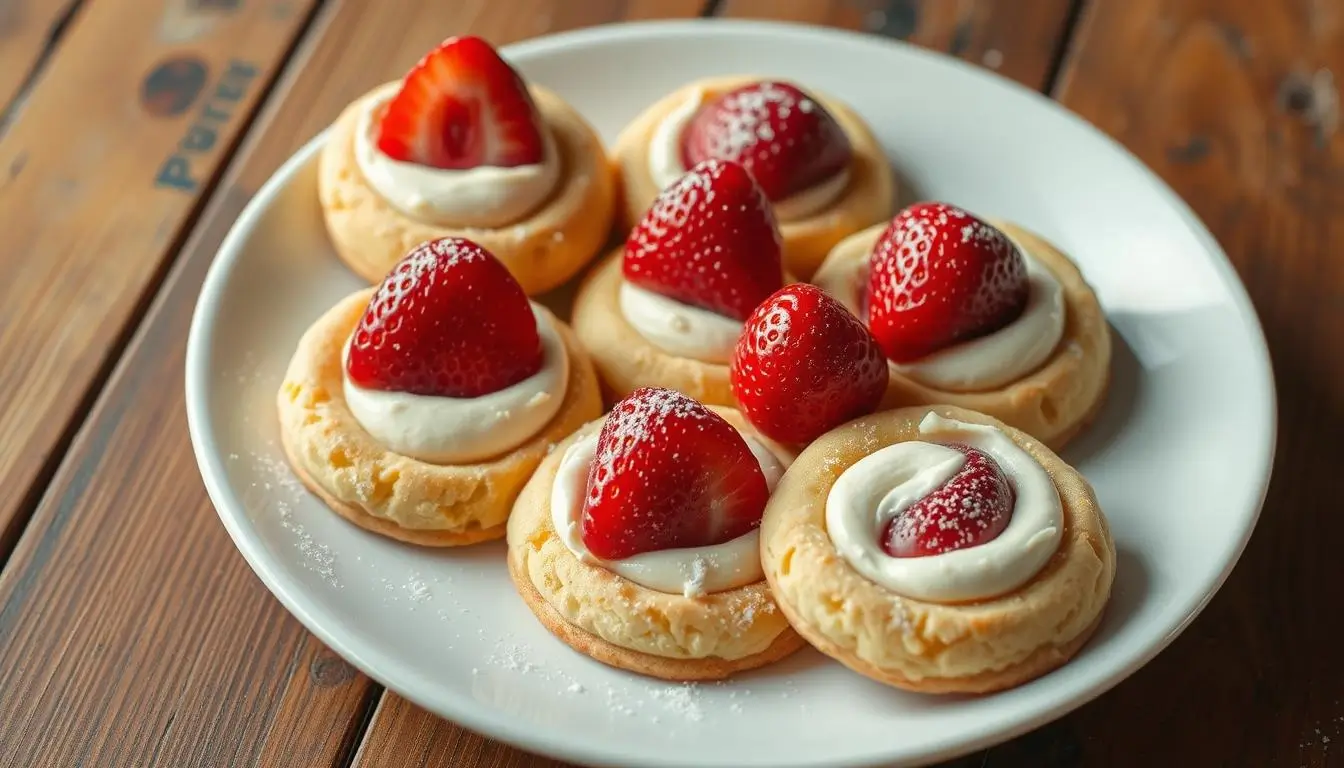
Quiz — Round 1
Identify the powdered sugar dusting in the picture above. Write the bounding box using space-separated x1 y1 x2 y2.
248 449 342 588
623 158 782 320
681 80 852 199
869 202 1029 359
648 683 704 722
884 443 1015 557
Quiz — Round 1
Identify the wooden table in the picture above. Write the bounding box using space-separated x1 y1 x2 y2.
0 0 1338 765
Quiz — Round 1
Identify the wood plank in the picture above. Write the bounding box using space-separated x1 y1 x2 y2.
716 0 1080 90
1008 0 1344 764
0 0 82 117
353 2 1085 766
0 7 382 763
353 696 564 768
0 0 320 561
0 1 705 767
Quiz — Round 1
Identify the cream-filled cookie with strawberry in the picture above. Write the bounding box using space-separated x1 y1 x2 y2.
277 237 601 546
507 387 805 680
614 76 894 280
572 158 786 406
318 35 615 295
761 405 1115 694
813 202 1111 449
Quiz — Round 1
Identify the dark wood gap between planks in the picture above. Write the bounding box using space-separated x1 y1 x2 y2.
0 0 332 571
0 0 88 138
1042 0 1090 96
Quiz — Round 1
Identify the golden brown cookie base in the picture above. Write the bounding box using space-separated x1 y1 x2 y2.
760 405 1116 694
276 289 603 546
507 546 807 681
506 410 803 680
613 75 894 280
778 594 1103 694
813 221 1112 450
318 84 616 295
281 433 506 547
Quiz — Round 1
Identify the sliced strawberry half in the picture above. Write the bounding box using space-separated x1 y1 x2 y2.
623 159 783 321
580 387 769 561
376 35 545 170
867 202 1029 363
680 80 852 201
730 284 888 445
345 237 542 398
882 443 1015 558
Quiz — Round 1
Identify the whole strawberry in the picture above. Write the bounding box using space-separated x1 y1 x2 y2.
730 284 888 445
623 159 783 320
867 202 1029 363
345 237 542 397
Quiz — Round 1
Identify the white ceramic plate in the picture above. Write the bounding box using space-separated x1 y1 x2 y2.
186 19 1276 768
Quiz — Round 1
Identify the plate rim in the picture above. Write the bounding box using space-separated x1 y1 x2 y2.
185 18 1278 768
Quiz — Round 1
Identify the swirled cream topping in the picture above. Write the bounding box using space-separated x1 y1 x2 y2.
551 429 787 597
353 83 560 229
342 304 567 464
825 413 1063 602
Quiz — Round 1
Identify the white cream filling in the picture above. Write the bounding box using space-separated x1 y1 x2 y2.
825 413 1063 603
353 82 561 229
342 304 567 464
617 280 743 364
551 429 787 598
647 87 850 221
815 235 1067 391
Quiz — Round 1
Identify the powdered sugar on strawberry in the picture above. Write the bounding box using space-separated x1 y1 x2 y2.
868 202 1029 363
579 388 770 561
679 81 852 203
882 443 1015 557
622 159 783 322
824 413 1063 603
730 284 887 445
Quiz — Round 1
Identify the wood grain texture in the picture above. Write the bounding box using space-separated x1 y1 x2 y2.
0 1 706 767
0 0 83 119
0 0 320 563
1032 0 1344 762
716 0 1080 89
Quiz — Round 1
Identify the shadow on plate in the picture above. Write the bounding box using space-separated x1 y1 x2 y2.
1061 326 1142 467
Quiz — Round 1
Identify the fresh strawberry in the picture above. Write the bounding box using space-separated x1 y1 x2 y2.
376 35 544 170
680 80 852 201
730 284 888 445
882 443 1015 558
867 202 1029 362
345 237 541 397
623 159 783 321
580 387 769 560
